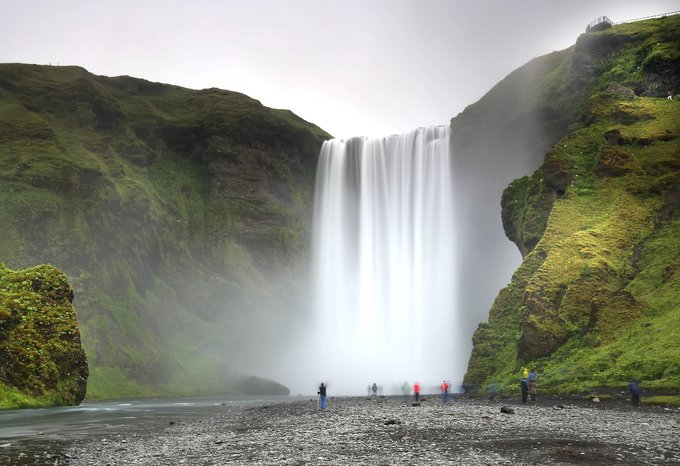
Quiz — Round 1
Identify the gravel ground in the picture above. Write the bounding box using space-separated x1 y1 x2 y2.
60 396 680 465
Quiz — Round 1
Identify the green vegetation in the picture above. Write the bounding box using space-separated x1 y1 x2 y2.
0 63 330 401
643 395 680 406
464 15 680 398
0 264 88 408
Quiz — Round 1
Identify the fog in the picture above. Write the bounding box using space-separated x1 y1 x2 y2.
2 1 677 139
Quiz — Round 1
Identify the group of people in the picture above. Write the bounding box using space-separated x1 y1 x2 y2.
317 379 455 409
518 369 642 406
320 371 643 409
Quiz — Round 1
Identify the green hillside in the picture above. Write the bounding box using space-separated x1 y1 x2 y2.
464 15 680 395
0 64 330 399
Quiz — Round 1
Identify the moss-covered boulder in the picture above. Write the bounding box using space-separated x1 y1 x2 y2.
0 264 88 409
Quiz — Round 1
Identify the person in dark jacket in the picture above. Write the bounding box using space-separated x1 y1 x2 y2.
629 380 641 406
520 377 529 403
318 382 327 409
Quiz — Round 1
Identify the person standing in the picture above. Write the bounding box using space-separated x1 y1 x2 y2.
318 382 327 409
401 381 410 402
668 91 673 100
520 376 529 403
529 378 537 402
413 381 421 402
441 380 449 403
629 380 641 406
372 382 378 397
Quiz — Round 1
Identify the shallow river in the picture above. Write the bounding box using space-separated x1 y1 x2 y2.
0 395 295 465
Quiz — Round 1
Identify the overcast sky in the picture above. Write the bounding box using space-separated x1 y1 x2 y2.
2 0 678 139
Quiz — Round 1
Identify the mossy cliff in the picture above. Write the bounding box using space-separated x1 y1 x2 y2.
0 64 330 399
0 263 88 408
464 15 680 394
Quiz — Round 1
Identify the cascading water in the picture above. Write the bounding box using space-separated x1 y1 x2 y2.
312 126 460 394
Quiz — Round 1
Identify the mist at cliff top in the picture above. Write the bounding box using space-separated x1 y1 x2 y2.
2 0 676 139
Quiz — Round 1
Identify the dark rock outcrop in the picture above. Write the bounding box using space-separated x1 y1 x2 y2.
235 376 290 396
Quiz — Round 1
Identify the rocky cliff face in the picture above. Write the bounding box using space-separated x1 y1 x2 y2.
0 64 330 398
0 264 88 408
463 15 680 394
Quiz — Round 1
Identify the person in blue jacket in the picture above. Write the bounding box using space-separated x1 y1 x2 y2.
629 380 641 406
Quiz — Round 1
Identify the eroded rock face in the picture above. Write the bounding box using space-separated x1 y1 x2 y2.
0 265 88 407
596 146 637 177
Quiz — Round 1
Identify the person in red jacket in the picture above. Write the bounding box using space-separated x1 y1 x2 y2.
413 382 421 402
441 380 449 403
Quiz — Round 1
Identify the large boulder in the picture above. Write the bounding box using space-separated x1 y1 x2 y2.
0 264 88 408
235 376 290 396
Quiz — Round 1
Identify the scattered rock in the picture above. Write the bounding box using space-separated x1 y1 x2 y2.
592 397 601 403
40 397 680 465
500 406 515 414
603 82 636 99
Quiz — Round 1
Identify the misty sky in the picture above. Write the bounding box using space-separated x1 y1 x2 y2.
2 1 677 138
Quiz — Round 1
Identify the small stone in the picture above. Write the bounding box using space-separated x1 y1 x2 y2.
592 397 600 403
500 406 515 414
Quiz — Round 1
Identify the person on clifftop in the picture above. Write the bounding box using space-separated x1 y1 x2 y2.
318 382 327 409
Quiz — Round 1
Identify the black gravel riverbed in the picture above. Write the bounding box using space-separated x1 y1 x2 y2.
59 396 680 465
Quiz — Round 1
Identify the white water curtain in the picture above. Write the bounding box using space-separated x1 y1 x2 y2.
312 126 458 394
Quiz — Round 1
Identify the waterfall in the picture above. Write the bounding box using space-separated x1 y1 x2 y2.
312 126 459 394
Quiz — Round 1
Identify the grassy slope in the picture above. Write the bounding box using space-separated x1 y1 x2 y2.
464 15 680 395
0 64 330 400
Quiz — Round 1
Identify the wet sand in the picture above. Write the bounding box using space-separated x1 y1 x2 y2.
59 396 680 465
